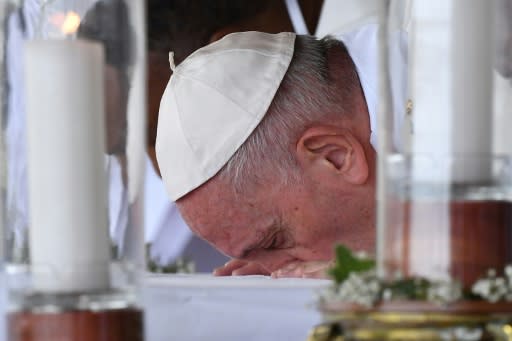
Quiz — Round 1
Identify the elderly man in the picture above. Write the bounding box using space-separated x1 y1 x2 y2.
156 29 381 278
145 0 325 270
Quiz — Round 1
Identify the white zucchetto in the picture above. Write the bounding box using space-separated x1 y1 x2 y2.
156 31 295 200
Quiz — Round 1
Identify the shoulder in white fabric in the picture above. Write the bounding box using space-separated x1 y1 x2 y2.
338 23 408 151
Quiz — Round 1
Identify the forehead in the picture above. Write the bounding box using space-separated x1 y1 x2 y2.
177 178 275 256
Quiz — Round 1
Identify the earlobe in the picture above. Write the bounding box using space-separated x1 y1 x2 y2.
296 126 369 185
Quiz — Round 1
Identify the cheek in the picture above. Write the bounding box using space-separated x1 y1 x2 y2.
286 194 329 238
290 221 336 257
289 222 338 261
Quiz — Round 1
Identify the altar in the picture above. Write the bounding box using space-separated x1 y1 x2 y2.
143 274 330 341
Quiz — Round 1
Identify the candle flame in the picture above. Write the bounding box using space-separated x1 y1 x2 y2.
61 12 81 34
49 11 81 35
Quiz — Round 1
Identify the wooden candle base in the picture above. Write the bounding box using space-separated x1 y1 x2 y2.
383 200 512 288
7 308 144 341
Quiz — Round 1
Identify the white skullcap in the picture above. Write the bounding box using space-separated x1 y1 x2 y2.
156 31 296 200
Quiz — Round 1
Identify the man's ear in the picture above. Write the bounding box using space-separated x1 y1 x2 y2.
296 126 369 185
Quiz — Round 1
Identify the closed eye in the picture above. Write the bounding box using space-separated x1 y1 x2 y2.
263 230 289 250
265 235 279 250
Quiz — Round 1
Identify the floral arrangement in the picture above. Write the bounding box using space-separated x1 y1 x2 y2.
322 245 512 307
471 267 512 303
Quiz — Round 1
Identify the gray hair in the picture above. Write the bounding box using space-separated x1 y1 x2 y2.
218 35 362 192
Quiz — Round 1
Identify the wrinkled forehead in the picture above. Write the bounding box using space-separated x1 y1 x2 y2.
176 179 273 250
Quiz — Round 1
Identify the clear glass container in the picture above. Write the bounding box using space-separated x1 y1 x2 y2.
0 0 146 339
378 0 512 289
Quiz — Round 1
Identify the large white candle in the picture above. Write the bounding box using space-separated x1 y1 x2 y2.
410 1 453 184
0 113 3 264
0 71 4 262
450 0 493 183
411 1 493 184
24 39 110 292
407 1 492 282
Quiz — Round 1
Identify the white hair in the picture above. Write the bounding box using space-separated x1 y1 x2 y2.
218 35 361 192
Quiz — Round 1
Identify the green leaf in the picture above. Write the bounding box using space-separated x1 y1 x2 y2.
328 245 375 284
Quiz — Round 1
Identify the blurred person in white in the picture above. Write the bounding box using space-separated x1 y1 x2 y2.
4 0 138 261
5 0 33 258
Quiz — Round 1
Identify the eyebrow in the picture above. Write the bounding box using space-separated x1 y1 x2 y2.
238 225 279 258
238 236 265 259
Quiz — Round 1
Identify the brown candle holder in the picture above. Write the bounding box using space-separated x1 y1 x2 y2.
6 290 144 341
383 200 512 289
8 308 144 341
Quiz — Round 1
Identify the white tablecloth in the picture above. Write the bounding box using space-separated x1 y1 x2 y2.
0 273 329 341
143 274 330 341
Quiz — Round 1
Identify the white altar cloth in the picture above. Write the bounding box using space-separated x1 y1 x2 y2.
143 274 330 341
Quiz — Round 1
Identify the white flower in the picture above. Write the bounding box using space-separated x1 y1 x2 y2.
472 276 508 303
354 251 370 259
439 327 482 341
332 270 380 307
439 329 453 341
453 327 483 341
505 264 512 279
382 289 392 301
472 279 491 298
427 280 462 305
